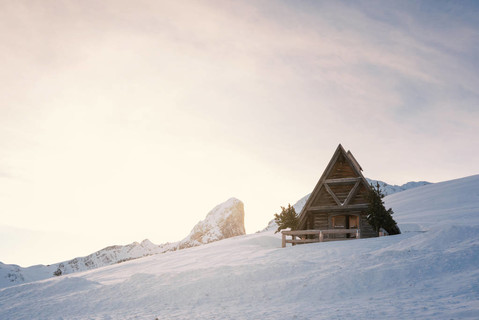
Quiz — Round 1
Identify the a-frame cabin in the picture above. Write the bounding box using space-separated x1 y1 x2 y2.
297 144 376 239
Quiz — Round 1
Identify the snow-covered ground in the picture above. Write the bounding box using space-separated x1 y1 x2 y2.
1 175 478 319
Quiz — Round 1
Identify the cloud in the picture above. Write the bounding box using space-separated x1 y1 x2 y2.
0 0 478 265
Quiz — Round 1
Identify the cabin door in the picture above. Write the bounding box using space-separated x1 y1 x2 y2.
331 215 359 238
331 215 346 239
349 215 359 229
331 215 359 229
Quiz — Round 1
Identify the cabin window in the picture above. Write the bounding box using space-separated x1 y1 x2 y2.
331 215 359 229
349 215 359 229
332 215 346 228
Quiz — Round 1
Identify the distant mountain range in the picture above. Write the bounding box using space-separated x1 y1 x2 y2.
0 198 245 288
365 178 430 196
0 179 431 288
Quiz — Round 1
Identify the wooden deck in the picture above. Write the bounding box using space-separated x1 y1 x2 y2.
281 229 361 247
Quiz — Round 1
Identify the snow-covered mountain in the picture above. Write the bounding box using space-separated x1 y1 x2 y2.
0 175 477 319
366 178 430 196
262 178 430 232
0 239 169 288
0 197 245 288
52 239 171 277
178 197 245 249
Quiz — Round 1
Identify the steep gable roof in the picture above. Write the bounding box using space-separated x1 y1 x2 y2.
298 144 370 228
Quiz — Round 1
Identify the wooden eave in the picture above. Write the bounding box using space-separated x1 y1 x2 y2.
347 150 362 172
309 204 369 212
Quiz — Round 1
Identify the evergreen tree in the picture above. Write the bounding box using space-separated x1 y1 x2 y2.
366 182 401 235
274 204 299 233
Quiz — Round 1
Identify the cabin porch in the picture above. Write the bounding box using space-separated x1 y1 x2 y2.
281 229 361 247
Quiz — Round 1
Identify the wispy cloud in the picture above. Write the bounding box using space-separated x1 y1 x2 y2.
0 0 478 265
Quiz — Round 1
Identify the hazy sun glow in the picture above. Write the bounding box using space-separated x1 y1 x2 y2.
1 0 478 266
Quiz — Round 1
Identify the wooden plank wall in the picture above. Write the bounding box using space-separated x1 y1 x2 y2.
312 213 329 229
326 154 356 179
349 184 368 205
306 211 377 238
328 183 356 202
312 187 336 207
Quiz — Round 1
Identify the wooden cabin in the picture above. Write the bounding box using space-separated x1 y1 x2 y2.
282 144 376 246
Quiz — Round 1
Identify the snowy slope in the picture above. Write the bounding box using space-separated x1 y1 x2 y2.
0 198 244 288
386 174 479 232
52 239 170 276
0 175 478 319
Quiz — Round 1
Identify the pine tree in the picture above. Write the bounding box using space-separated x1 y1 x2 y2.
274 204 299 233
366 182 401 235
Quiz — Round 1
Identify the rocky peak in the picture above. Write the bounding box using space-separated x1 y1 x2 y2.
178 198 245 249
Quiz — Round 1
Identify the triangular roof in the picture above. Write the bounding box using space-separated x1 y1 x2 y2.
298 144 370 228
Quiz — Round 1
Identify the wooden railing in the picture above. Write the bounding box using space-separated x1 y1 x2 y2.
281 229 360 248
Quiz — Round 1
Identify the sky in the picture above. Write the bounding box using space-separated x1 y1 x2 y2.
1 0 478 267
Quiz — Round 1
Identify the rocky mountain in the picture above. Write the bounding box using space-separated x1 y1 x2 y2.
178 197 245 249
0 197 245 288
262 178 431 232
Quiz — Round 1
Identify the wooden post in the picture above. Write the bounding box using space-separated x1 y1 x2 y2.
319 231 323 242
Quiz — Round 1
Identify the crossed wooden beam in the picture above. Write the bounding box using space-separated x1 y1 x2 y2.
323 177 361 207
